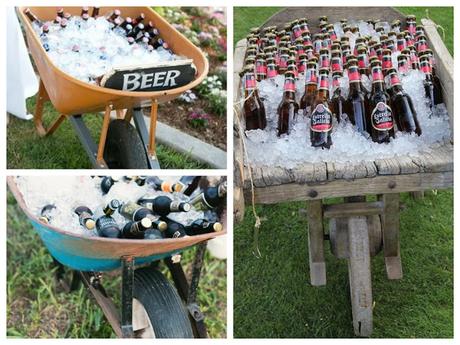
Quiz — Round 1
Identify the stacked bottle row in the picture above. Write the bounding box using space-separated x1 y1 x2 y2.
242 15 443 148
38 176 226 240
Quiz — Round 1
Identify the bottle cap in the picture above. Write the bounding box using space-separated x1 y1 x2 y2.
141 217 152 229
85 219 96 230
213 222 223 232
182 203 191 212
158 221 168 231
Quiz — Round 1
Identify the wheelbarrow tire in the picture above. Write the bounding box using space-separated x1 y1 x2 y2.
103 120 149 169
132 267 193 338
347 216 373 337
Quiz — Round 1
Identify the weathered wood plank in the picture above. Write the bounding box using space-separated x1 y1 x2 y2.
244 171 453 204
306 200 326 286
323 201 383 218
422 18 453 131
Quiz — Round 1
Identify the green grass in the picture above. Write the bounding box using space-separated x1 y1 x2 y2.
7 97 209 169
234 191 453 338
234 7 281 44
233 7 453 338
7 191 226 338
396 7 454 55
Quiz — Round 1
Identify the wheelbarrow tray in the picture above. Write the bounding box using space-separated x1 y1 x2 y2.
17 6 209 115
7 177 226 272
233 7 453 217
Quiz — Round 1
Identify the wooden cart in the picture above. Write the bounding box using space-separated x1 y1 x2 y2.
17 6 209 169
233 7 453 337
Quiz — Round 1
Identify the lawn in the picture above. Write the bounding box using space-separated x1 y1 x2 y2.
233 6 453 338
6 191 227 338
7 98 209 170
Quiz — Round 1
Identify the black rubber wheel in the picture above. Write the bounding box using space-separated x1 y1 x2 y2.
132 267 193 338
103 120 149 169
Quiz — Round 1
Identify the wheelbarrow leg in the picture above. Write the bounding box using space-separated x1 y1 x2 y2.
132 107 161 169
306 200 326 286
34 79 66 137
379 194 403 280
96 105 112 166
121 256 135 338
348 216 373 337
165 243 209 338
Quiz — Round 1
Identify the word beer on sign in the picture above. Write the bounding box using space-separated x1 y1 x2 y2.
100 60 196 92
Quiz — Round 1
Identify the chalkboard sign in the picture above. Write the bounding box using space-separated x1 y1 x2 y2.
100 59 196 92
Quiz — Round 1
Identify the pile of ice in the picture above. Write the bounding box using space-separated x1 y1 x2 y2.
244 69 451 169
14 176 208 237
33 16 183 84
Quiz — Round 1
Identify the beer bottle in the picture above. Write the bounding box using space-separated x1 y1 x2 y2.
277 71 299 136
120 17 132 30
108 9 121 23
81 6 89 16
319 48 330 70
39 204 55 223
95 214 121 238
163 219 187 238
242 64 267 130
60 18 68 29
190 181 227 211
178 176 201 196
74 206 96 230
139 196 191 217
24 8 43 27
185 219 223 236
255 53 267 82
298 54 308 74
92 7 100 18
357 46 369 75
331 71 346 123
267 57 278 79
406 15 417 36
420 56 435 112
56 8 64 18
381 49 393 76
388 69 422 135
122 218 153 239
300 60 318 114
392 19 401 33
118 201 168 231
368 64 395 143
397 54 410 75
420 49 443 104
331 50 343 74
287 57 298 79
397 33 406 51
345 62 368 134
103 199 121 216
278 47 290 74
100 176 120 194
145 176 180 192
310 69 333 149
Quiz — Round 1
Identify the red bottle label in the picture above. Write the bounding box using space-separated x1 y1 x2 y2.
298 62 306 73
358 55 368 69
311 104 332 132
320 55 330 68
397 39 406 51
305 70 317 85
284 78 296 92
390 74 401 86
318 77 329 90
279 55 289 68
244 74 257 90
421 63 432 74
293 25 302 38
267 65 278 78
371 102 394 131
348 69 360 82
256 62 267 75
372 69 383 82
331 60 342 72
330 32 337 40
418 43 428 52
382 57 392 70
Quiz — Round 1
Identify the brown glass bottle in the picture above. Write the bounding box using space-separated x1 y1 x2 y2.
345 64 369 134
243 65 267 130
310 70 333 148
299 60 318 114
419 57 435 112
255 54 267 82
277 71 299 136
367 64 395 143
24 8 43 27
331 71 346 123
388 70 422 135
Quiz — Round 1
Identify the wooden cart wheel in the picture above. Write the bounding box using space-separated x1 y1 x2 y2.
103 120 149 169
132 267 193 338
347 216 373 337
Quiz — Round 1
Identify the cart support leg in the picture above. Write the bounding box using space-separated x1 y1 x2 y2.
165 244 209 338
380 193 403 280
34 80 49 136
121 256 134 338
307 200 326 286
132 108 161 169
148 100 158 157
96 105 112 164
